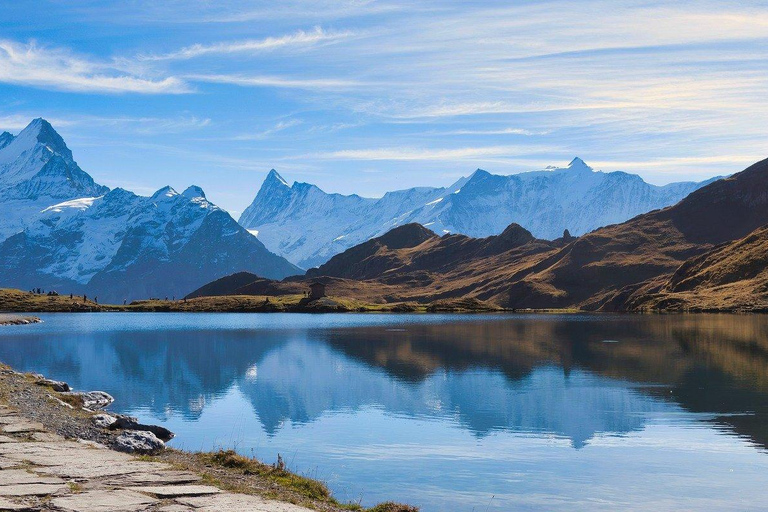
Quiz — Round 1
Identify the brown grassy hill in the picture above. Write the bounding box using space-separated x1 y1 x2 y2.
618 225 768 312
504 157 768 309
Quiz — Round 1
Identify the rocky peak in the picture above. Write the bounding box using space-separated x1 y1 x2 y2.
182 185 206 200
0 131 14 150
377 223 437 250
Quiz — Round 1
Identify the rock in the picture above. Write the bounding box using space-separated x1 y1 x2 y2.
109 416 174 442
60 391 114 410
131 485 221 498
36 378 70 392
91 413 117 428
114 430 165 454
51 489 158 512
47 394 74 409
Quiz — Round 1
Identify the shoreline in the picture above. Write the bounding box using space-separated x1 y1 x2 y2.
0 313 42 325
0 362 416 512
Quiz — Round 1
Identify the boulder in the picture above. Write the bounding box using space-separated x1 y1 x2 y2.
108 415 174 442
114 431 165 454
60 391 114 410
36 378 70 392
92 413 117 428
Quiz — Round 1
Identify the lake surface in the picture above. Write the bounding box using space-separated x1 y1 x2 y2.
1 313 768 510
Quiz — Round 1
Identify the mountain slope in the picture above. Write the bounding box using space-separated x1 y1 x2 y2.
617 225 768 312
239 159 718 268
505 156 768 310
298 156 768 310
0 119 301 301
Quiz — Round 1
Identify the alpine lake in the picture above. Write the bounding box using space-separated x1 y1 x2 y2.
1 312 767 511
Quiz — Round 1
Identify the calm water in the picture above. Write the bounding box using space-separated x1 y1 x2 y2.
1 313 768 510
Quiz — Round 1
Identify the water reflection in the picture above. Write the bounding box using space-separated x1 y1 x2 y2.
1 313 767 509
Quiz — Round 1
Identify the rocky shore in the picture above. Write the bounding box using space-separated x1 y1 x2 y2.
0 364 416 512
0 314 41 326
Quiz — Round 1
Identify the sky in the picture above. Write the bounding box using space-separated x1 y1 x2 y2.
1 0 767 217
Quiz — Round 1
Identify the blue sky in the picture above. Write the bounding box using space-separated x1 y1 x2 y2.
1 0 767 216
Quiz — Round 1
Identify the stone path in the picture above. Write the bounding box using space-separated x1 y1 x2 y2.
0 406 310 511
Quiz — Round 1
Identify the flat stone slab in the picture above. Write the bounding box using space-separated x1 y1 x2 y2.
158 506 195 512
104 471 201 486
0 482 69 496
0 497 37 511
0 434 18 443
0 469 64 485
36 460 170 479
131 485 222 498
0 456 23 469
51 489 159 512
31 431 65 442
2 421 46 433
0 416 23 424
177 494 313 511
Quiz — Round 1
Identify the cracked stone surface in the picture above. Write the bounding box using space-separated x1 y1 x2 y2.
130 484 222 498
0 407 314 512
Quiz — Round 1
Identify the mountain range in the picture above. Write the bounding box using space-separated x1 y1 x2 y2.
0 119 300 302
200 155 768 312
239 160 718 269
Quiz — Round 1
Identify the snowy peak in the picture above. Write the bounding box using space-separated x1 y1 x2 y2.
151 186 179 201
0 118 73 166
0 118 107 203
567 157 592 172
264 169 290 188
182 185 206 200
0 132 14 150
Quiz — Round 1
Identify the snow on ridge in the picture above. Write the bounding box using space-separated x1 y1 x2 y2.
41 196 100 214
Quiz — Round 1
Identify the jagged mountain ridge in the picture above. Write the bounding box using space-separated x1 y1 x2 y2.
0 119 301 301
239 159 719 268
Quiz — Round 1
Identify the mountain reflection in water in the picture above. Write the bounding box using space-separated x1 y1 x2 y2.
1 313 767 510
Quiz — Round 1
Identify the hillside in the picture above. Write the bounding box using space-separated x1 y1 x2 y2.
617 225 768 312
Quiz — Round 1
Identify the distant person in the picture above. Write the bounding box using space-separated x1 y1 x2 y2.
165 296 168 301
172 296 175 301
123 299 127 305
83 294 87 302
94 296 98 304
69 293 73 300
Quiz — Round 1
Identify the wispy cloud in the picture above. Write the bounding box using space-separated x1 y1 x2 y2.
188 73 364 90
231 119 303 140
0 40 190 94
139 26 353 61
314 145 551 161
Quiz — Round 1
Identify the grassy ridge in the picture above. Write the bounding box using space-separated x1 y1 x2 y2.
0 288 503 314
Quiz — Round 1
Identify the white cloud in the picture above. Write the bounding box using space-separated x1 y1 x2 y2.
0 40 190 94
140 26 353 61
314 145 551 161
188 73 364 90
231 119 303 140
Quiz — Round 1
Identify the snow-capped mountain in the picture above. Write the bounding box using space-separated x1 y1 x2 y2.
0 118 108 241
239 159 720 269
0 119 300 301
